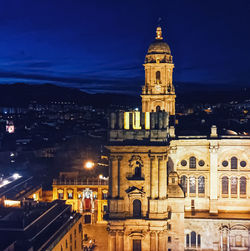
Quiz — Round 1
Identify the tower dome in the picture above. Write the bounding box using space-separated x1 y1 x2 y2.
145 26 172 63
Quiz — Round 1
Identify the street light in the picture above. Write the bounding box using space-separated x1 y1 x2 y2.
85 161 94 169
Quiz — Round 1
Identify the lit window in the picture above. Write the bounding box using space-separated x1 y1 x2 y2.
222 176 229 194
58 189 64 200
68 190 73 199
198 176 205 194
189 177 196 194
240 177 246 195
231 176 238 195
189 157 196 169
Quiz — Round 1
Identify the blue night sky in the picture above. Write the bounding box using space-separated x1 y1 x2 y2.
0 0 250 94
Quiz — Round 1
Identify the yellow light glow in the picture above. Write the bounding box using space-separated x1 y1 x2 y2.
4 200 20 207
85 161 94 169
124 112 130 129
133 111 141 129
145 112 150 129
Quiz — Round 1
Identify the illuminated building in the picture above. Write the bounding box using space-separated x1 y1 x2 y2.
0 176 42 207
6 120 15 134
141 26 175 115
106 26 250 251
53 172 108 224
0 200 83 251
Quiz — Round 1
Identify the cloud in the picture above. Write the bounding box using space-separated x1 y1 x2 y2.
0 70 143 94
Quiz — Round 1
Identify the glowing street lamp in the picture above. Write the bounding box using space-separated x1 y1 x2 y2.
85 161 94 169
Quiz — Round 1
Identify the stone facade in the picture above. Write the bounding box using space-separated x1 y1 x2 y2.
106 26 250 251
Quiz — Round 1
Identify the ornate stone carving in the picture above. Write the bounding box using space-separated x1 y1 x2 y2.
129 155 143 168
209 145 219 153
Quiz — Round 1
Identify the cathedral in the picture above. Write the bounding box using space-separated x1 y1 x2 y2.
106 26 250 251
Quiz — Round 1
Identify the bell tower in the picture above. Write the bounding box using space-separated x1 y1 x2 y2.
141 26 176 115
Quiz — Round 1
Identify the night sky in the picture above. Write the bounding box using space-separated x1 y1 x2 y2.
0 0 250 94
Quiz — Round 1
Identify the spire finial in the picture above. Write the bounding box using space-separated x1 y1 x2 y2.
156 17 163 40
155 26 163 40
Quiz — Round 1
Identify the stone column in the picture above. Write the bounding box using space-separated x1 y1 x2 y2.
97 187 102 222
158 231 166 251
109 231 116 251
248 230 250 251
152 157 159 199
150 232 156 251
111 156 118 198
117 156 123 198
117 231 124 251
209 143 219 214
150 156 155 198
158 156 167 199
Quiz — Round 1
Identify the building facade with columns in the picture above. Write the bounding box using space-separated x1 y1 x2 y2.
106 26 250 251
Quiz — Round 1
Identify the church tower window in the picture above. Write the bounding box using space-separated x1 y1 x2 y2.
231 157 238 169
222 176 229 195
156 71 161 81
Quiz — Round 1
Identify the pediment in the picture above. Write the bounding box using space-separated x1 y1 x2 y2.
125 186 145 197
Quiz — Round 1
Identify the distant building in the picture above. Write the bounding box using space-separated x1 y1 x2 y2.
0 200 83 251
53 172 108 224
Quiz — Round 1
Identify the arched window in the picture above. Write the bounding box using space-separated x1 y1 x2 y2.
231 157 238 169
189 177 196 194
240 177 246 195
58 189 64 199
191 231 196 247
231 176 238 195
134 161 142 178
156 105 161 112
189 157 196 169
67 189 73 199
156 71 161 80
198 176 205 194
133 199 141 218
222 176 229 194
186 234 190 247
197 234 201 247
180 176 187 193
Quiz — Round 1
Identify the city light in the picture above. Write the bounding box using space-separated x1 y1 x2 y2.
99 174 103 179
85 161 94 169
13 173 21 179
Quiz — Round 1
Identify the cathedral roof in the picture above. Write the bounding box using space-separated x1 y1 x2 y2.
147 26 171 55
